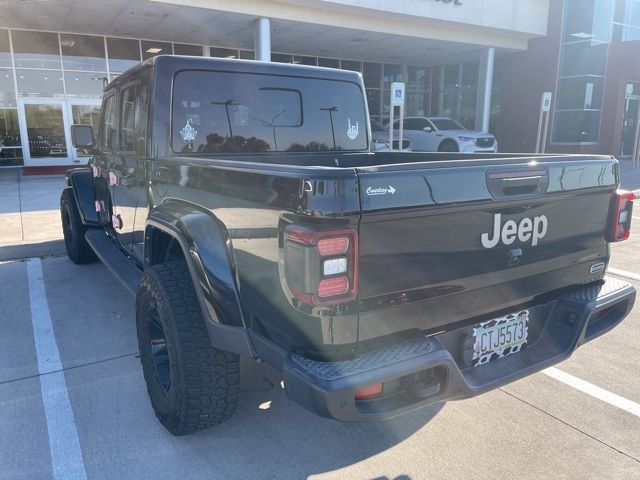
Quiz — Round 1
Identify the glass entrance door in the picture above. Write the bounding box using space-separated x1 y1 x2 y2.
621 83 640 157
621 97 640 156
18 98 101 166
18 98 72 166
67 100 101 162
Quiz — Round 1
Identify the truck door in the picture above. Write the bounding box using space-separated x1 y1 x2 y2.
110 81 143 253
93 91 117 226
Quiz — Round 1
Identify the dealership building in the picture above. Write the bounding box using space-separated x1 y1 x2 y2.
0 0 637 171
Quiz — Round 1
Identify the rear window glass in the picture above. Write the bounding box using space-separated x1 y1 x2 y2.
171 70 368 154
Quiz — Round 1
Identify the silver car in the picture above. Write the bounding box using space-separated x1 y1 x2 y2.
370 119 411 152
389 116 498 153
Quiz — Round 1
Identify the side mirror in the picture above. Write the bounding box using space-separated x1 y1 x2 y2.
423 126 433 132
70 124 95 149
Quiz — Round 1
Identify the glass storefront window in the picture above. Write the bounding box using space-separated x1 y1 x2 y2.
557 76 604 109
293 55 316 66
441 64 461 119
410 67 427 90
173 44 202 56
460 62 478 128
239 50 255 60
71 104 101 157
614 0 631 23
366 89 381 118
210 47 238 58
552 110 601 143
71 104 101 127
107 38 140 73
0 30 11 68
363 62 382 88
560 42 608 76
16 69 64 98
318 58 340 68
12 30 61 69
612 0 640 26
272 53 293 63
64 72 106 99
60 34 106 72
0 108 23 166
407 66 430 90
563 0 613 43
141 40 172 60
405 91 430 117
383 64 403 89
342 60 361 72
630 0 640 26
23 103 68 158
0 69 16 107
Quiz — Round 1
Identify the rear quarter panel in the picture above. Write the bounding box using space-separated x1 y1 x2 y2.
146 157 362 355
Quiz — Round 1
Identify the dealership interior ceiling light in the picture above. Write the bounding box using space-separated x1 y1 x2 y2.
145 47 163 54
570 32 594 39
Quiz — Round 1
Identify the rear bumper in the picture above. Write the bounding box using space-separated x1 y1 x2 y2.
281 276 635 422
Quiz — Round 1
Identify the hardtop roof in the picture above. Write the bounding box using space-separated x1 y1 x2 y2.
106 54 364 92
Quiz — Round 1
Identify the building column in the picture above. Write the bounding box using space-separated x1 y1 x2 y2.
475 47 495 132
437 66 445 115
254 17 271 62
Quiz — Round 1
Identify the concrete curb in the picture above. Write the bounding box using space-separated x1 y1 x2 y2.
0 239 66 261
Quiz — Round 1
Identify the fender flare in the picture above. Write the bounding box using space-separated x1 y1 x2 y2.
65 167 100 226
145 199 256 357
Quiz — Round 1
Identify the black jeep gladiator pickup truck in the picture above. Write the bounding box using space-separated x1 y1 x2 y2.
62 55 636 436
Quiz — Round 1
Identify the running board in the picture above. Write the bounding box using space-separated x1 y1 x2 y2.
84 229 142 295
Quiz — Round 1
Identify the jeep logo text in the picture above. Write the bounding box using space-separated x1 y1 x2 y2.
481 213 547 249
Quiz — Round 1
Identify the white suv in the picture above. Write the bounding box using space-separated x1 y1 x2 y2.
390 116 498 153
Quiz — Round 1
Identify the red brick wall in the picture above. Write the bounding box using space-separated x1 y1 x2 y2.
498 0 640 156
596 40 640 156
497 0 563 153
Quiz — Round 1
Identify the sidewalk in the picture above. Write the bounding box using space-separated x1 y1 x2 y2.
0 168 66 249
619 159 640 193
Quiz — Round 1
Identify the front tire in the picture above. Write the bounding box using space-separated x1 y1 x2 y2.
60 188 97 264
438 139 459 152
136 262 240 436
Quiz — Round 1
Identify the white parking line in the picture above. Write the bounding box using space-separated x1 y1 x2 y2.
608 267 640 282
543 367 640 418
27 258 87 480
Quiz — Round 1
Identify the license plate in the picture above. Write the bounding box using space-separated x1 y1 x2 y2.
473 310 529 367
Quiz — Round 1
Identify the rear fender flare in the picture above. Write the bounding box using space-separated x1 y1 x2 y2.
145 199 255 357
65 168 100 226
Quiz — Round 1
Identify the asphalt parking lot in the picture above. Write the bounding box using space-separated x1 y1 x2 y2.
0 180 639 479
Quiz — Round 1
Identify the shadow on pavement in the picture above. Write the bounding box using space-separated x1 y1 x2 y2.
0 239 65 261
176 357 443 479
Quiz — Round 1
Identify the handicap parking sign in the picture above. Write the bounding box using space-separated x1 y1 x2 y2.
391 82 405 106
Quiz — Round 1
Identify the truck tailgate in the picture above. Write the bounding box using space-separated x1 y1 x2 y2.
355 156 618 341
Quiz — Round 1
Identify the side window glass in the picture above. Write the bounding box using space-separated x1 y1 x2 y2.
100 94 116 150
425 120 435 131
120 84 139 152
404 119 420 130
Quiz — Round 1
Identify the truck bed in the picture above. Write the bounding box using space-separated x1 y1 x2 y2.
158 152 618 357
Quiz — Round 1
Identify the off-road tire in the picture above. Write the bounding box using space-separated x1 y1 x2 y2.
60 188 97 264
438 139 459 152
136 261 240 436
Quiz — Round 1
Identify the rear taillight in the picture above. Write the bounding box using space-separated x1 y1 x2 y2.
608 190 635 242
284 227 358 306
